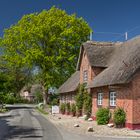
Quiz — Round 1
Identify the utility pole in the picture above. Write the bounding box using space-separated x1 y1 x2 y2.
125 32 128 41
90 31 93 41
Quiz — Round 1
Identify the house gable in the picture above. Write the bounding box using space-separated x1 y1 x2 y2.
79 49 93 84
77 41 116 85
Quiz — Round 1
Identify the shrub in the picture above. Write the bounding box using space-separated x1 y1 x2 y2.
113 108 126 127
66 102 70 113
83 92 92 118
0 108 8 113
15 97 29 104
71 103 76 116
60 103 66 114
4 94 16 104
35 91 43 103
51 98 59 106
96 108 110 125
75 84 85 112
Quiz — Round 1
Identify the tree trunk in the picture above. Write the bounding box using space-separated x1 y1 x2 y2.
41 84 48 105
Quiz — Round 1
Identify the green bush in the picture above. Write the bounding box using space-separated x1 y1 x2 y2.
51 98 59 106
35 91 43 103
60 103 66 114
14 97 29 104
71 103 76 115
96 108 110 125
83 92 92 118
4 94 16 104
0 108 8 113
113 108 126 126
66 102 70 113
75 84 85 112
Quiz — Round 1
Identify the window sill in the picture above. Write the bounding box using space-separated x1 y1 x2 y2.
109 105 116 109
97 105 102 108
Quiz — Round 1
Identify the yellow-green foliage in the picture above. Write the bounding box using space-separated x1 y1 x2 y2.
1 6 91 97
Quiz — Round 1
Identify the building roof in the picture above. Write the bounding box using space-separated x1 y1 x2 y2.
76 41 121 69
58 71 80 94
88 36 140 88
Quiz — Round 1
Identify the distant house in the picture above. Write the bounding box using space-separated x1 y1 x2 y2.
58 36 140 129
58 71 80 104
20 89 34 102
20 84 42 102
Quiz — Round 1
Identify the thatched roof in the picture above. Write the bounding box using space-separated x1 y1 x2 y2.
58 71 80 93
76 41 122 70
88 36 140 88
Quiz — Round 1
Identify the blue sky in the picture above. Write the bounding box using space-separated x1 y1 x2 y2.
1 0 140 41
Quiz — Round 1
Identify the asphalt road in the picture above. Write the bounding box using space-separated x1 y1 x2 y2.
0 105 139 140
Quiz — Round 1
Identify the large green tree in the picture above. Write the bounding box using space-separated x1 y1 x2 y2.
1 7 91 104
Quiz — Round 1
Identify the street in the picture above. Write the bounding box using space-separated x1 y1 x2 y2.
0 105 139 140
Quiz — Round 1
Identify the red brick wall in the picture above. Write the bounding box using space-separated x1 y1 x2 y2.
80 50 92 84
132 71 140 124
90 70 140 129
79 50 104 84
91 84 133 124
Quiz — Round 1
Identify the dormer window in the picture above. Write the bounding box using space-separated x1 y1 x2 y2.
83 70 88 83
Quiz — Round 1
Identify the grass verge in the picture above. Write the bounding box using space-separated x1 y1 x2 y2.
0 108 9 113
36 107 48 115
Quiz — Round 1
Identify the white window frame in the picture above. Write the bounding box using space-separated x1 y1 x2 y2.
83 70 88 82
97 93 103 106
109 91 116 107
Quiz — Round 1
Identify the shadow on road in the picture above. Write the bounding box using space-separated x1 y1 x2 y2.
0 105 42 140
0 116 42 140
6 126 42 139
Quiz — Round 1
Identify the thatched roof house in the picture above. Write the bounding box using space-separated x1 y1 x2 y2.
58 35 140 129
76 36 140 88
20 84 42 102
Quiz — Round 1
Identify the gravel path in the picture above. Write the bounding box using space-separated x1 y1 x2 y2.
46 113 140 138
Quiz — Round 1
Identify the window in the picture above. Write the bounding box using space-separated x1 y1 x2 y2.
83 70 88 82
97 93 103 106
109 91 116 106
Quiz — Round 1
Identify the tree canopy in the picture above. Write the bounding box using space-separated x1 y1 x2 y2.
1 7 91 104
